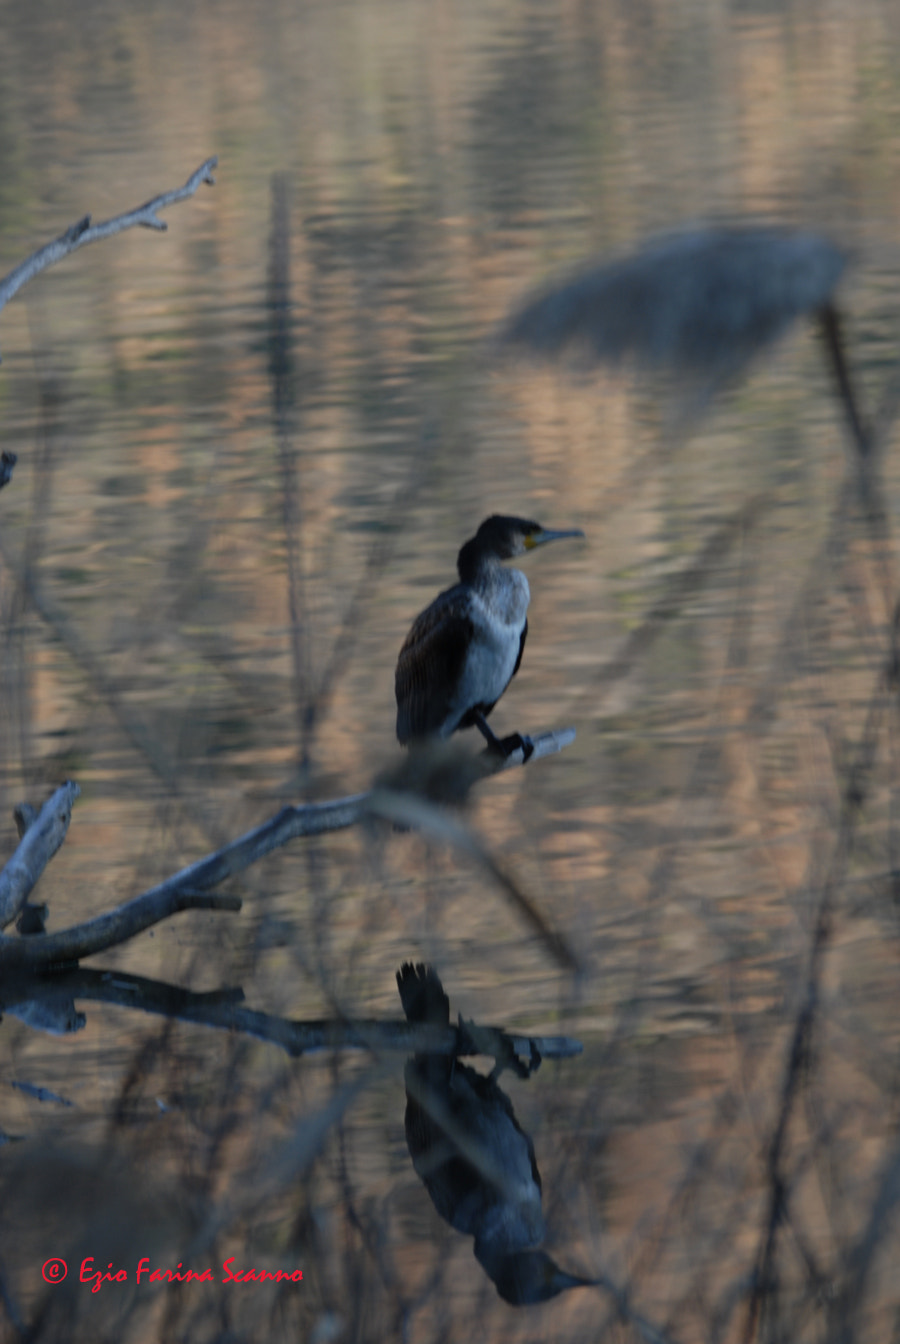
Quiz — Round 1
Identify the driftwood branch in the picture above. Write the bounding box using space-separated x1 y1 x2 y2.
0 782 80 930
0 886 241 971
0 793 365 969
0 730 576 970
0 966 584 1063
0 156 217 356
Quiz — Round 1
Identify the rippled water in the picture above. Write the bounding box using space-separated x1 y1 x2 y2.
3 2 900 1340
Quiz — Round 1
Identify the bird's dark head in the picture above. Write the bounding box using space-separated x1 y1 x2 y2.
474 1245 597 1306
474 515 543 560
458 515 584 581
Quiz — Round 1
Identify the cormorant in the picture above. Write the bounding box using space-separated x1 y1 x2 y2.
397 962 595 1306
395 515 583 758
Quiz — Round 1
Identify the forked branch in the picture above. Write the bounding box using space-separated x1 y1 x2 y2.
0 156 217 356
0 729 576 971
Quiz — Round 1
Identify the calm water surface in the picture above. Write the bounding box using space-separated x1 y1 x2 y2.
2 2 900 1340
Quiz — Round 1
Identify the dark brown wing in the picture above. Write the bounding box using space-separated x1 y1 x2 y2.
403 1054 542 1239
395 585 475 743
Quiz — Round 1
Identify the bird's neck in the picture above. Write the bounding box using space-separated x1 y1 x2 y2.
457 541 502 587
457 549 529 624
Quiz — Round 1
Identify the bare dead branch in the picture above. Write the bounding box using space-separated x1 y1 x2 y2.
5 994 84 1035
0 732 574 970
0 156 217 357
0 782 80 930
0 966 584 1062
496 725 576 767
0 886 241 971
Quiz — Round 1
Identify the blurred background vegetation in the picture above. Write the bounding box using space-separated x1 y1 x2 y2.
3 0 900 1339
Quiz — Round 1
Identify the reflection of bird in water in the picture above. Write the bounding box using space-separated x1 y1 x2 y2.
397 962 595 1306
395 515 583 760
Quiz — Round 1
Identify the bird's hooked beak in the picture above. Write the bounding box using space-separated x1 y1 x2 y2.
524 526 585 550
479 1247 600 1304
549 1267 599 1292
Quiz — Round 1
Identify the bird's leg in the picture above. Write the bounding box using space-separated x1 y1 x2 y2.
498 732 535 763
488 1036 541 1082
472 710 503 750
472 712 534 763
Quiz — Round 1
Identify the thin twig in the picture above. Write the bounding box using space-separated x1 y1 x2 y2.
0 157 217 355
